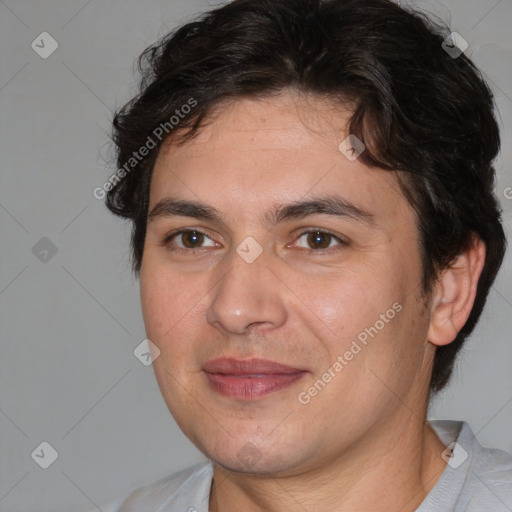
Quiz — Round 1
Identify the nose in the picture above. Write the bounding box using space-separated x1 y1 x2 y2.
206 247 288 336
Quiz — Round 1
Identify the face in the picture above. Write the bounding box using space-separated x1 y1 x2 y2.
140 91 434 476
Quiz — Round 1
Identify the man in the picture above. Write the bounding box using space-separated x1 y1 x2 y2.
104 0 512 510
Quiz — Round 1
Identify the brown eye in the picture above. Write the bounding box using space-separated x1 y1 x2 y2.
294 230 346 252
180 230 205 248
306 231 332 249
166 230 217 250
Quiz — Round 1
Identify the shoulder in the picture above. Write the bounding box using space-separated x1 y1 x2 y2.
114 461 213 512
428 420 512 511
465 438 512 510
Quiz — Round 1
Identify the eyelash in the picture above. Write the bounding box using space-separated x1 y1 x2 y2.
161 228 348 255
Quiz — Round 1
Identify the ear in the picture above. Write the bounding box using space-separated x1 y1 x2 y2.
427 236 486 347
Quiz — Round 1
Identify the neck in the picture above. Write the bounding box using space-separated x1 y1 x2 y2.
209 414 447 512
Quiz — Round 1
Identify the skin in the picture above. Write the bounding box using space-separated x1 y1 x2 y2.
139 90 486 512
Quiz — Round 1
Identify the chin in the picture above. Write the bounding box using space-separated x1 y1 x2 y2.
212 452 294 476
198 433 310 476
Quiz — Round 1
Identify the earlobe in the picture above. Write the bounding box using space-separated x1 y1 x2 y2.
427 237 486 347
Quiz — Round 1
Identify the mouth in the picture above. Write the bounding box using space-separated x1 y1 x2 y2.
202 358 308 400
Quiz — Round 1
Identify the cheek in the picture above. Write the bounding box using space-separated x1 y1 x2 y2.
140 263 202 345
298 267 401 352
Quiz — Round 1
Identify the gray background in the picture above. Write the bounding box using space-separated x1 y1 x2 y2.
0 1 511 511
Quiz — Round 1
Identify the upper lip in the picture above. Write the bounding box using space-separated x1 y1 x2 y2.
203 358 305 375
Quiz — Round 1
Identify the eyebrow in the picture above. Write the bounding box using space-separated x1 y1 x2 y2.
148 198 225 225
267 196 374 226
147 195 374 226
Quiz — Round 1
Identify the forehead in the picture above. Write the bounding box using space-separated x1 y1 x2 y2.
149 92 408 225
158 93 353 160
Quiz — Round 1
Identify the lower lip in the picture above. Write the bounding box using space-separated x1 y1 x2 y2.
204 372 307 400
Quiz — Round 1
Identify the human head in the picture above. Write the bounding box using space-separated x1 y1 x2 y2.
106 0 505 394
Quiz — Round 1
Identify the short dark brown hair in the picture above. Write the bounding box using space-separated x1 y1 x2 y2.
106 0 506 393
